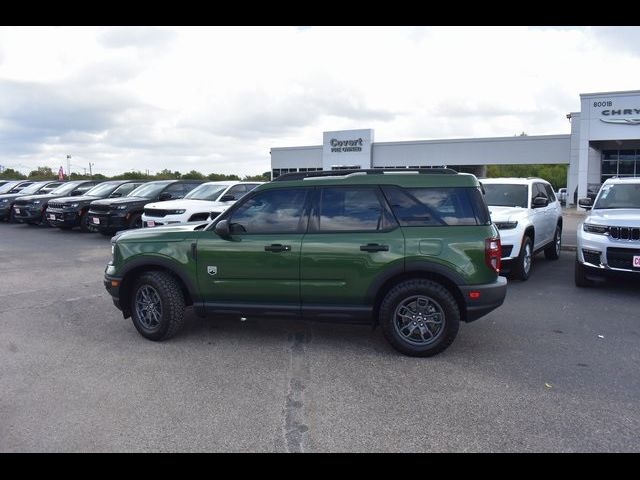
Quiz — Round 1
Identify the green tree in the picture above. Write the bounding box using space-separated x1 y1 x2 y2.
181 170 205 180
0 168 27 179
155 169 181 179
242 171 271 182
207 172 240 181
28 166 55 179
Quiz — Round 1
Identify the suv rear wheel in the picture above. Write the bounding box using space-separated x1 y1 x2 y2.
130 271 186 341
379 279 460 357
512 236 533 281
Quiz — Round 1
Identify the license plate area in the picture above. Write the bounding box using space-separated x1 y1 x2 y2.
634 256 640 268
92 217 100 225
146 220 155 227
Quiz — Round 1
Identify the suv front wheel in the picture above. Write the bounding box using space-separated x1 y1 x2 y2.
130 271 186 341
544 224 562 260
379 279 460 357
512 236 533 281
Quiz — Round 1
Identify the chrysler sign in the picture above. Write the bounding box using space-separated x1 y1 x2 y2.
330 138 364 152
599 106 640 125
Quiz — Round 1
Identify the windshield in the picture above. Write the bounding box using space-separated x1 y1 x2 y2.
0 181 20 194
594 183 640 209
50 182 85 196
84 182 120 197
184 184 231 200
15 182 48 195
128 182 171 199
482 184 528 208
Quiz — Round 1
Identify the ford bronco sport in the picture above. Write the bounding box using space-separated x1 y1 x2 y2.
104 169 507 357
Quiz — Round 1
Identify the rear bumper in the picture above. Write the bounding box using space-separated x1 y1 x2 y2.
460 276 508 322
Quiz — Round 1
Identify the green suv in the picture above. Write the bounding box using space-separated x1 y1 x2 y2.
104 169 507 357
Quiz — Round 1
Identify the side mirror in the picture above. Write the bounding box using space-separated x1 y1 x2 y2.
532 196 548 208
578 197 593 210
214 219 231 238
159 192 172 201
219 194 236 202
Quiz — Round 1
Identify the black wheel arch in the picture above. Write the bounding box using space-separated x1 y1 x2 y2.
118 258 199 318
366 261 468 326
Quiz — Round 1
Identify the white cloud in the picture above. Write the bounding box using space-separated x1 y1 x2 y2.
0 26 639 177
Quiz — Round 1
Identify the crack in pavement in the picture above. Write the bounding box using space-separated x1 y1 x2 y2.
281 328 312 453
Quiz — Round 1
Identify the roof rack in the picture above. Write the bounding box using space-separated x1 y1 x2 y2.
273 168 458 182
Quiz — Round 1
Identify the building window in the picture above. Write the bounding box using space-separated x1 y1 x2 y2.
601 150 639 184
272 168 298 179
331 165 361 170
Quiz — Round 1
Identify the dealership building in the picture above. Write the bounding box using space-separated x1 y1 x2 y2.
270 90 640 205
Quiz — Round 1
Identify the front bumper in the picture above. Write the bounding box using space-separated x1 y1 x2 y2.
46 208 82 227
495 227 521 260
142 213 187 227
577 229 640 274
0 204 11 219
104 273 123 311
460 276 508 322
88 211 128 231
12 205 44 223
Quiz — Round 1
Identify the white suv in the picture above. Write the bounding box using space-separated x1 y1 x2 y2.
142 181 263 227
481 178 563 280
575 177 640 286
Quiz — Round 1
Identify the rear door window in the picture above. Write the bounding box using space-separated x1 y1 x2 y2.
318 187 395 232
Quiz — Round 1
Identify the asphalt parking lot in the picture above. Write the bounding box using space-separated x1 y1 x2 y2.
1 221 639 452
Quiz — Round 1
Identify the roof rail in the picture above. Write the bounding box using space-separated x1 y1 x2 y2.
273 168 458 182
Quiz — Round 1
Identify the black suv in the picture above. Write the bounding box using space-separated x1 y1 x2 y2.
1 181 63 222
88 180 204 236
13 180 102 226
46 180 146 232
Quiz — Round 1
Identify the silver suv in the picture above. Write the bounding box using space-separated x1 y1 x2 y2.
575 177 640 286
481 178 563 280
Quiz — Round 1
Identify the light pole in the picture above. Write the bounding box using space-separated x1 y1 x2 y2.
66 155 71 180
89 162 94 178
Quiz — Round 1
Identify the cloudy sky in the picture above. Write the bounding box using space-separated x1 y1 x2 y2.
1 26 639 177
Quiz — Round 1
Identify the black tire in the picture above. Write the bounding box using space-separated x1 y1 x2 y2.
379 279 460 357
79 212 94 233
574 257 595 288
130 271 186 341
544 224 562 260
8 208 15 223
512 236 533 281
129 213 143 230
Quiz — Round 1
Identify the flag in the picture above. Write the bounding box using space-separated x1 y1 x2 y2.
58 166 64 181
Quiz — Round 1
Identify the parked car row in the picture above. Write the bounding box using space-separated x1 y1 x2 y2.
1 178 263 235
3 169 639 357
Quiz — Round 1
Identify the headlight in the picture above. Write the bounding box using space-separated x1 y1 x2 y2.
32 200 41 205
115 205 128 210
583 223 608 234
167 209 186 215
495 221 518 230
0 199 8 204
69 203 79 208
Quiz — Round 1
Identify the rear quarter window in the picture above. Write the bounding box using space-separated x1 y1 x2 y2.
382 186 489 226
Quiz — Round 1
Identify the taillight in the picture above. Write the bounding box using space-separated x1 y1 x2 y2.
485 237 501 273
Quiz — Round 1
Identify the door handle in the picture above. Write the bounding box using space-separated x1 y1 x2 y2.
264 244 291 252
360 243 389 252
